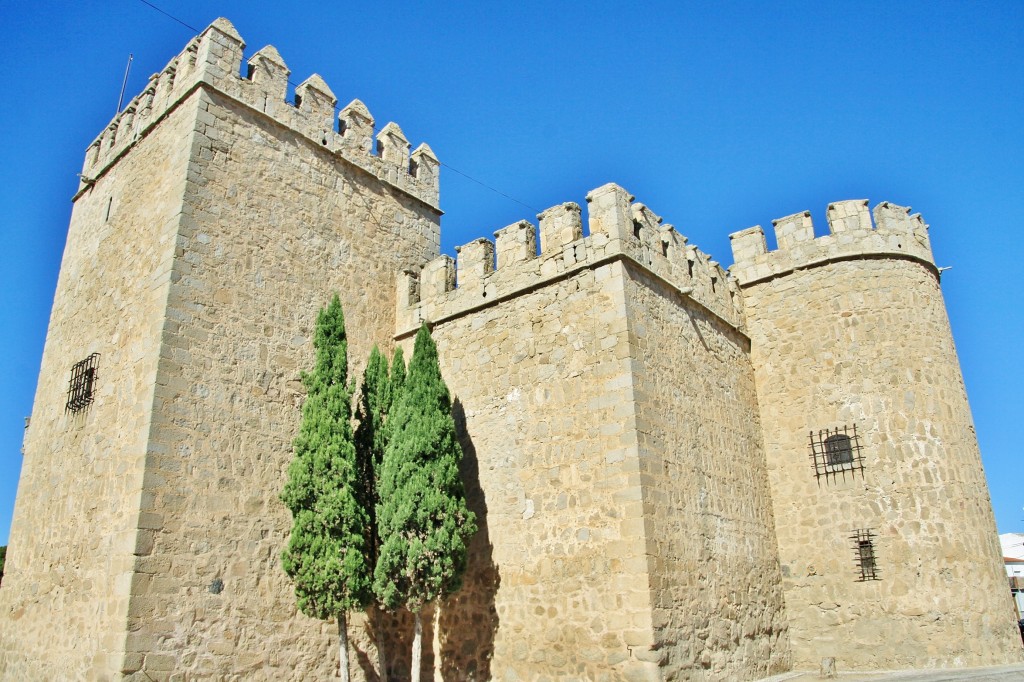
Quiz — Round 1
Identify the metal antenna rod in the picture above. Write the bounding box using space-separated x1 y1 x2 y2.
116 54 134 114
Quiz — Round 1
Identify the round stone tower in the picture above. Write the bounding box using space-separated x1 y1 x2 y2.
730 200 1022 670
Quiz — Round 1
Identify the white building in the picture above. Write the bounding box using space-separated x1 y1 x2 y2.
1000 533 1024 618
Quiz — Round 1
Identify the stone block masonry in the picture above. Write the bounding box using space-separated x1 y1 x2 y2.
2 17 440 681
396 182 776 679
2 15 1021 682
731 205 1023 670
398 182 740 339
0 69 196 681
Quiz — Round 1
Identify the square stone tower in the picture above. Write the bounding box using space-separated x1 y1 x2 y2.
0 18 440 680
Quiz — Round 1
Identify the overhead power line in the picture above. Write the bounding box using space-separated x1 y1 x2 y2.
136 0 199 32
440 162 540 213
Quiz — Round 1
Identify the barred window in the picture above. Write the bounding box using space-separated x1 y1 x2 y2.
850 528 880 581
66 354 99 413
809 424 864 483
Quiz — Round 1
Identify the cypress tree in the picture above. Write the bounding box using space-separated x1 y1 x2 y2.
383 346 407 478
353 345 391 677
389 346 406 406
374 325 477 682
280 295 370 682
354 346 390 546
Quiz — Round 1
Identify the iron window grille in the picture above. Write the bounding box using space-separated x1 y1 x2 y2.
66 353 99 413
809 424 864 483
850 528 880 581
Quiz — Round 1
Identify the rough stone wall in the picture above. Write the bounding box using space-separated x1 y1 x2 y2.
4 18 441 682
621 265 791 680
424 261 661 681
120 87 439 681
396 183 787 680
7 15 1019 682
398 183 740 337
0 90 196 679
732 204 1023 670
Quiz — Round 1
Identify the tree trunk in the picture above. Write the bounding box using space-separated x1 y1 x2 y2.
376 607 388 682
339 611 350 682
411 610 422 682
432 605 442 681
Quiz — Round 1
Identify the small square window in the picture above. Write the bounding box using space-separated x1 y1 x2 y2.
809 424 864 483
66 353 99 413
825 434 853 466
850 528 880 581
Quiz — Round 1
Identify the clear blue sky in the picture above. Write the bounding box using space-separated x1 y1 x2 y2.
0 1 1021 544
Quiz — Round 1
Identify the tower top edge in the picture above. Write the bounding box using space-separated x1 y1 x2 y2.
728 200 934 286
76 18 440 210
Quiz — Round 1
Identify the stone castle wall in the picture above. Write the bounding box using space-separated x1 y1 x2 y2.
397 184 789 680
422 261 658 680
119 26 441 681
621 264 790 678
397 181 739 335
3 15 1022 682
731 203 1023 669
3 18 441 681
0 79 198 678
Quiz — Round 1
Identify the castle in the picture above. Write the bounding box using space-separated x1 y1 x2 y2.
1 17 1021 681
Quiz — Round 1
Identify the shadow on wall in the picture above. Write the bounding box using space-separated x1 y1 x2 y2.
438 398 501 680
356 398 500 682
354 620 383 682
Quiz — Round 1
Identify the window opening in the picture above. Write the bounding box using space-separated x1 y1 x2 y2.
105 197 113 222
809 424 864 483
850 528 880 581
66 353 100 413
825 434 853 465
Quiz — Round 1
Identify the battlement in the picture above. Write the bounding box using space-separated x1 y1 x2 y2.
77 18 439 209
728 200 934 286
396 182 743 336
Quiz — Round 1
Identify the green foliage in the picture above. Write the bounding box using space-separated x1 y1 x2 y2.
389 346 406 400
280 295 372 620
354 346 391 562
374 325 477 613
384 346 406 453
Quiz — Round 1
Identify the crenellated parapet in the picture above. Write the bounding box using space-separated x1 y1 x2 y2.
396 183 742 336
729 199 934 287
77 18 439 209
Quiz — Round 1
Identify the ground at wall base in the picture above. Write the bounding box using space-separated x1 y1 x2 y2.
760 662 1024 682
